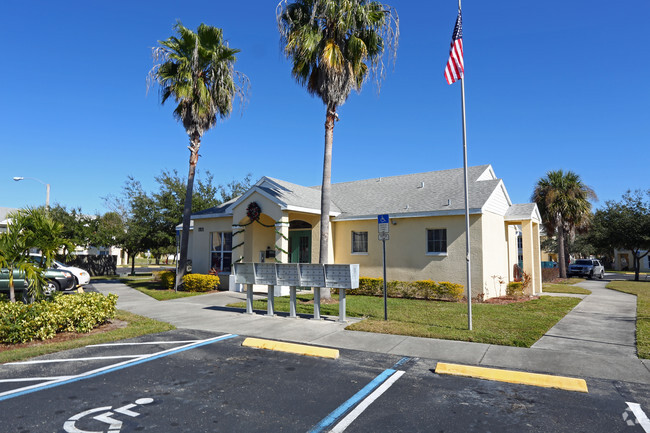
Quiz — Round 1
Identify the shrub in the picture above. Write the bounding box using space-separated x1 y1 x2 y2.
506 282 524 298
159 271 176 290
182 274 219 292
348 277 464 301
0 292 118 344
437 281 465 301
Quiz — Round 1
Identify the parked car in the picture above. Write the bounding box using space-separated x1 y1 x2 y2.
0 267 72 301
567 259 605 279
44 268 75 292
0 268 30 302
30 254 90 287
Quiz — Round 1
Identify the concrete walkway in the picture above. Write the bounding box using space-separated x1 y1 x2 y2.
93 280 650 385
532 279 638 358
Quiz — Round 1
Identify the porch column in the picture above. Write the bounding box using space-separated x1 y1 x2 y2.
521 220 538 295
275 216 290 263
532 222 542 294
229 224 246 293
232 224 245 264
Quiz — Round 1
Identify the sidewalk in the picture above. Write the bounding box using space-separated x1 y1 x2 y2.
93 280 650 385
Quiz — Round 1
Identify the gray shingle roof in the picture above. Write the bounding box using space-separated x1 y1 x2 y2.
328 165 498 220
505 203 538 221
191 165 514 220
259 177 342 214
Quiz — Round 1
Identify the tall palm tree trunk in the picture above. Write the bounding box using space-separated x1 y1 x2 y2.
557 220 567 278
177 136 201 289
318 106 336 300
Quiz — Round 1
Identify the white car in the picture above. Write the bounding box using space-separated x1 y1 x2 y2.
30 254 91 287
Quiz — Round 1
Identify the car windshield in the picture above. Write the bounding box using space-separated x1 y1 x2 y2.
574 260 592 265
53 260 67 267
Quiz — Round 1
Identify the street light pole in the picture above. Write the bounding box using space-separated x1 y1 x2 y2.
13 176 50 211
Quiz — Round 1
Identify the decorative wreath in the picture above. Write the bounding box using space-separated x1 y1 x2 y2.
246 202 261 221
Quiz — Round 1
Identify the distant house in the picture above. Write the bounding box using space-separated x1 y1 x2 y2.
184 165 543 299
613 249 650 273
0 207 19 234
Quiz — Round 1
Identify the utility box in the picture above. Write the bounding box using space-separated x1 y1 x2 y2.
233 263 255 285
254 263 277 285
324 264 360 289
276 263 301 286
299 264 325 287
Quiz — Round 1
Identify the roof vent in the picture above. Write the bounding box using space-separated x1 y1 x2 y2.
417 182 424 188
377 177 382 182
405 204 410 210
446 199 451 206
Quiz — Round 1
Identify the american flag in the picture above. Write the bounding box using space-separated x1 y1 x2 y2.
444 11 464 85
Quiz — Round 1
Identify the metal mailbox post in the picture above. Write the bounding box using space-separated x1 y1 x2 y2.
254 263 277 316
276 264 300 318
233 263 256 314
324 264 360 322
299 264 326 320
232 263 359 321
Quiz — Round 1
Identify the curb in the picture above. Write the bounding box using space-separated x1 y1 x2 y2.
242 337 340 359
435 362 588 393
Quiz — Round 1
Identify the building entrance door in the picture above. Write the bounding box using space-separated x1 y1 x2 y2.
289 230 311 263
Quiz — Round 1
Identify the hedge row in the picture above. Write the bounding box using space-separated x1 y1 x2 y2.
153 271 220 292
182 274 220 292
0 293 118 344
347 277 464 301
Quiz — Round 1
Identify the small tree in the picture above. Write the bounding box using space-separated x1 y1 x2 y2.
0 211 47 302
591 190 650 281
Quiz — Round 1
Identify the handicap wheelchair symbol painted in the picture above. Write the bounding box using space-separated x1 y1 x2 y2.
63 398 153 433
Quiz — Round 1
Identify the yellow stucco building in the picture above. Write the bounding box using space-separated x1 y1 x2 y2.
184 165 542 299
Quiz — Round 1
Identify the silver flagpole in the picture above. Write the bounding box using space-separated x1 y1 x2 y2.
459 0 472 330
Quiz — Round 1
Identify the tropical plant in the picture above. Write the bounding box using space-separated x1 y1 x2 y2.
531 170 597 278
19 208 72 269
148 21 249 288
277 0 399 297
0 211 46 302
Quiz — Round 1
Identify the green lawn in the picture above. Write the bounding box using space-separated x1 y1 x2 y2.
0 310 175 364
543 280 591 295
606 280 650 359
228 294 580 347
95 276 209 301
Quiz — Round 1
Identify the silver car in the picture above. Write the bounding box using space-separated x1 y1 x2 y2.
567 259 604 279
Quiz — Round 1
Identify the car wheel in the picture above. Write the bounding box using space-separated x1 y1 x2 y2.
73 276 79 289
600 270 604 279
45 281 59 296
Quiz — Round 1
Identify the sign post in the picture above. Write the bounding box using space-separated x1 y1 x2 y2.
378 214 390 321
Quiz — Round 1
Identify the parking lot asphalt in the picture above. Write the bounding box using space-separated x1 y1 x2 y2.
1 329 648 433
90 277 650 386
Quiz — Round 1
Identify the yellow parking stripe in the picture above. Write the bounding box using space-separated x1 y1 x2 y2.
435 362 588 393
242 338 339 359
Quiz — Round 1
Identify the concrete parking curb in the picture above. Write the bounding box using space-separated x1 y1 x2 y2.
242 337 340 359
435 362 589 393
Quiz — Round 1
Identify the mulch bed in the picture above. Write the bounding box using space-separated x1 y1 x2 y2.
480 296 540 305
0 319 128 353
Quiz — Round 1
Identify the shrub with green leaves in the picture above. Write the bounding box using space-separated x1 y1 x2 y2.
0 292 118 344
348 277 464 301
159 271 176 290
182 274 219 292
506 282 524 297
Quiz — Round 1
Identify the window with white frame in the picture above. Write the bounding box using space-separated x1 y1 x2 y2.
210 232 232 273
351 231 368 254
426 229 447 254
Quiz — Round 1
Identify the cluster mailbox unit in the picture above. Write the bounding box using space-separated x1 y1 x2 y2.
233 263 359 322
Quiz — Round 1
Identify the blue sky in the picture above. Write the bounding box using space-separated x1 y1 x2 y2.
1 0 648 215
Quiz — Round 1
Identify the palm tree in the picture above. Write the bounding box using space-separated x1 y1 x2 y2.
148 22 248 287
532 170 597 278
0 211 46 302
277 0 399 297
